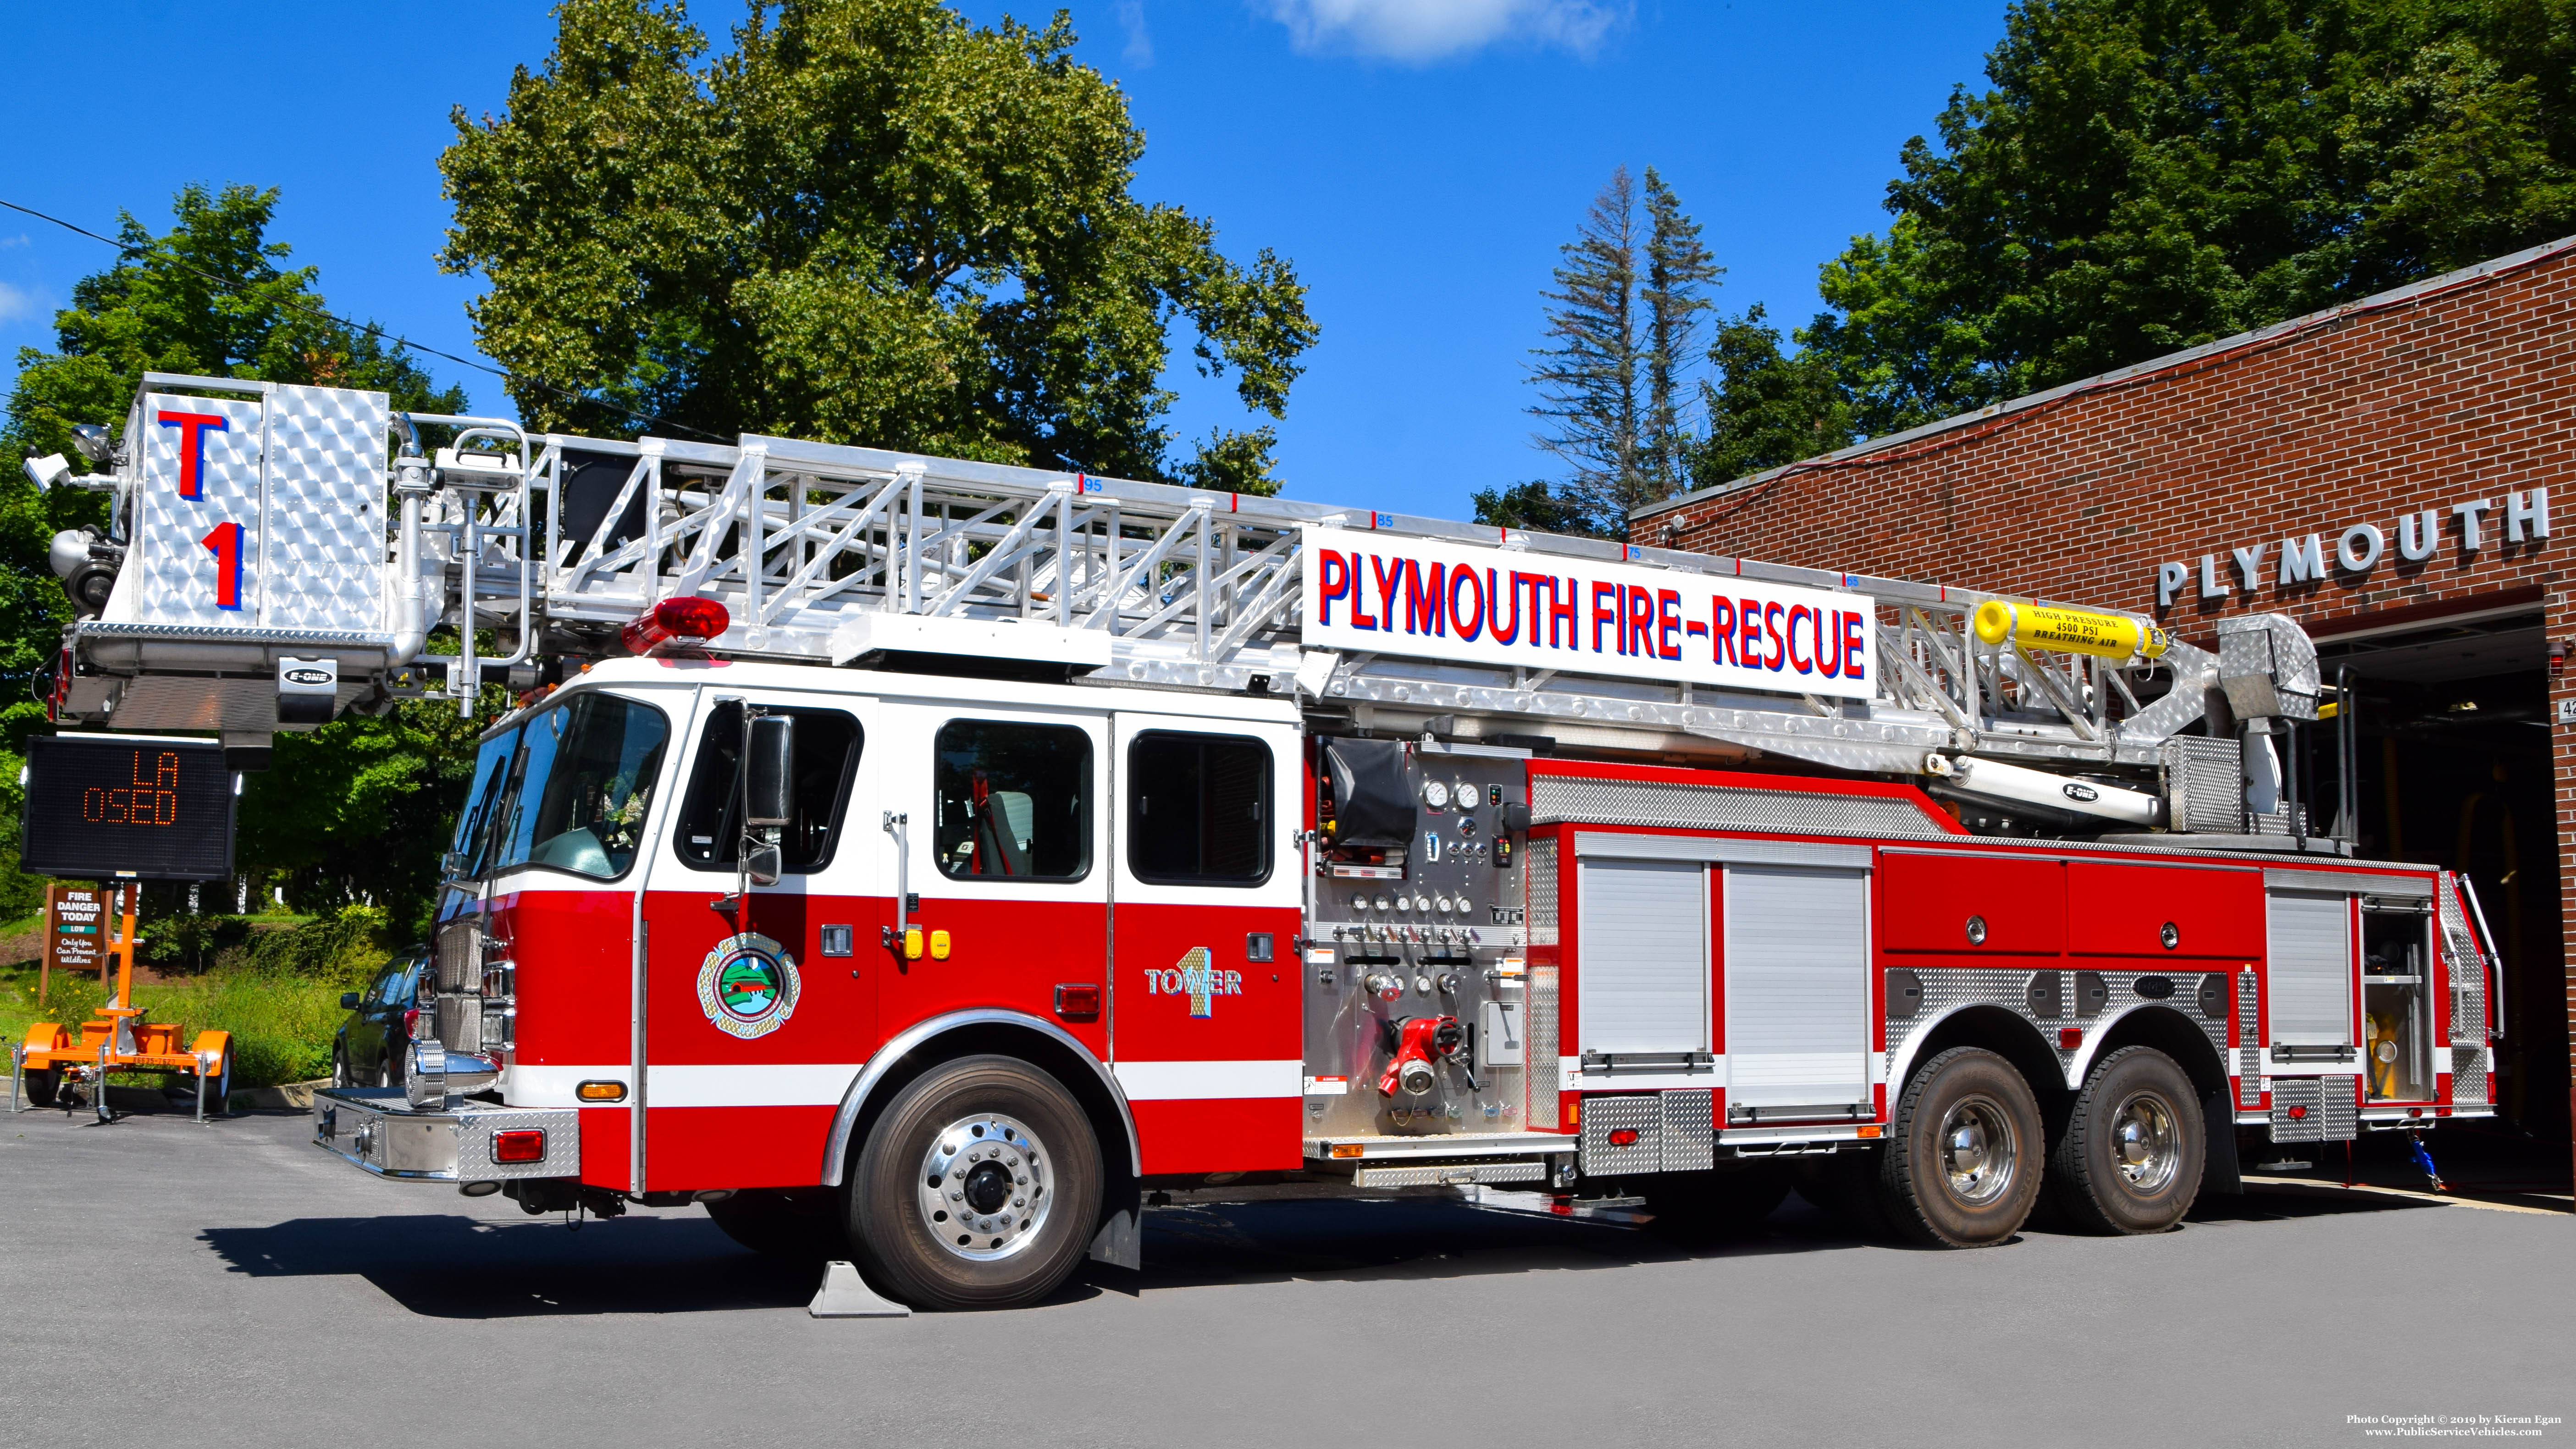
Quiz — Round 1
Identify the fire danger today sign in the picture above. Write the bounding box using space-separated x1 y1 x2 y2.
1299 526 1875 700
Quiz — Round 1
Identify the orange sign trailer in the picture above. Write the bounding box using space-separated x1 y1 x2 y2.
12 885 231 1122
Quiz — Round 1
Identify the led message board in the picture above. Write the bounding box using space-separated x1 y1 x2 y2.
20 735 235 881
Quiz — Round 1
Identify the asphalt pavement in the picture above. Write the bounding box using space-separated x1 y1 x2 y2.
2 1100 2569 1449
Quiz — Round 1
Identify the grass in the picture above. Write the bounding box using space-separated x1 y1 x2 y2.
1 908 398 1091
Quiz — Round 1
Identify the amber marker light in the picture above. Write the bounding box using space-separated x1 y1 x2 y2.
576 1080 628 1102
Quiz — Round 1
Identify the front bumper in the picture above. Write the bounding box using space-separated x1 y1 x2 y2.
312 1088 580 1182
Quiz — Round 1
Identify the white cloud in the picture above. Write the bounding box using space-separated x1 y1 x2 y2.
1115 0 1153 65
0 282 40 324
1261 0 1625 62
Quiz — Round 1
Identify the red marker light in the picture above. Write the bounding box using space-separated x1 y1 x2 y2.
492 1129 547 1164
621 596 730 654
2059 1028 2083 1050
1055 984 1101 1018
2287 1105 2308 1120
1608 1128 1641 1147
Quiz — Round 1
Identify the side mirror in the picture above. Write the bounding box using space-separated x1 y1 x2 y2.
744 838 783 888
340 992 360 1010
439 851 470 881
744 713 794 827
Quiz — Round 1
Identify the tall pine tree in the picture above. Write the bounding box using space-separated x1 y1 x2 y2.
1508 166 1721 538
1641 167 1720 500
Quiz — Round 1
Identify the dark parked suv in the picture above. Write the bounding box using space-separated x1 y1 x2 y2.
333 950 427 1089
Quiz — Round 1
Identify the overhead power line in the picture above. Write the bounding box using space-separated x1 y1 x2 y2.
0 196 729 443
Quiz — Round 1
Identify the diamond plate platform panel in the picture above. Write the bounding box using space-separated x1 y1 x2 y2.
258 383 387 630
1530 776 1948 838
1659 1089 1715 1172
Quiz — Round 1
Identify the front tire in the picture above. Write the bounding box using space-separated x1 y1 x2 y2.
331 1047 352 1090
2050 1046 2204 1234
1879 1047 2044 1247
847 1055 1101 1311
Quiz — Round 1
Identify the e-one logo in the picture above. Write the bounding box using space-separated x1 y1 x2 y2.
2155 488 2548 607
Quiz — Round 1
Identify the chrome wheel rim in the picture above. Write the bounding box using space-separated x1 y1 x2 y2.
1938 1095 2018 1207
915 1112 1053 1262
2110 1090 2180 1194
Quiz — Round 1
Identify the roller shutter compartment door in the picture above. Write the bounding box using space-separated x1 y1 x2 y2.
1576 858 1708 1053
2268 891 2353 1046
1725 865 1871 1110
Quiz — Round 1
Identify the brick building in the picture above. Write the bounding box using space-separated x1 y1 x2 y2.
1636 236 2576 1148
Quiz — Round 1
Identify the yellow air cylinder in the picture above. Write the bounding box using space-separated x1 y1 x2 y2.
1973 600 2168 660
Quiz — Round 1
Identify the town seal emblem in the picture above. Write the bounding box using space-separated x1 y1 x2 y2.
696 933 800 1039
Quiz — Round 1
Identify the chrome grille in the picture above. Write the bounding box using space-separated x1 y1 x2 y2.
435 919 484 993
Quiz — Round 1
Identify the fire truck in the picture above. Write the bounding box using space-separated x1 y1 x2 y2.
22 374 2505 1311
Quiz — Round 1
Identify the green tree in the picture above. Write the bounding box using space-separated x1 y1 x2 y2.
1793 0 2576 439
1641 167 1722 498
1690 304 1855 487
0 184 472 934
438 0 1317 490
1469 478 1591 534
1526 166 1642 537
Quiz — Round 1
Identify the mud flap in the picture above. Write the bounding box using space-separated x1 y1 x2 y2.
2201 1084 2242 1195
1087 1207 1141 1270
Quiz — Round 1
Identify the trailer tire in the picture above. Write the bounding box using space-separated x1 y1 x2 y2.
22 1068 58 1108
200 1045 232 1114
847 1054 1101 1311
2049 1046 2203 1234
1879 1046 2043 1248
1646 1165 1791 1238
705 1189 846 1261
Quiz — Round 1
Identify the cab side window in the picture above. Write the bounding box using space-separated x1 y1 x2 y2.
674 703 865 873
1128 731 1271 885
933 719 1092 881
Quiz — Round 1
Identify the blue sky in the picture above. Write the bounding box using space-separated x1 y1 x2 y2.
0 0 2005 522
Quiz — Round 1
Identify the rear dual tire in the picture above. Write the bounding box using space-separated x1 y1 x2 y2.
2049 1046 2203 1234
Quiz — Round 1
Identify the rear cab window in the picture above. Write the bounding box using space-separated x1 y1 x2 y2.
933 719 1093 882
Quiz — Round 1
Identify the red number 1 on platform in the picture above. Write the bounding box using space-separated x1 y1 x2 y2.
200 521 244 611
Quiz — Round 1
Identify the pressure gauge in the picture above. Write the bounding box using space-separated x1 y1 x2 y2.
1350 892 1370 911
1436 895 1454 914
1455 779 1474 807
1414 895 1433 913
1374 894 1393 912
1422 780 1452 810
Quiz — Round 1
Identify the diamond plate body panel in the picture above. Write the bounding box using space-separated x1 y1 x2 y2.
1580 1092 1660 1175
2267 1076 2357 1142
1526 836 1559 946
258 384 387 629
2161 736 2245 834
2436 874 2489 1046
1881 967 2229 1090
2450 1047 2489 1107
1529 777 1949 837
1525 967 1560 1128
2318 1075 2357 1138
2236 970 2263 1107
1660 1089 1715 1172
2269 1078 2324 1141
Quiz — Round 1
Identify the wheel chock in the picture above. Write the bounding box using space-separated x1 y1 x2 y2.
808 1260 910 1318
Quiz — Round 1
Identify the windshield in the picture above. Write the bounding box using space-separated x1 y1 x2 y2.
490 692 671 881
